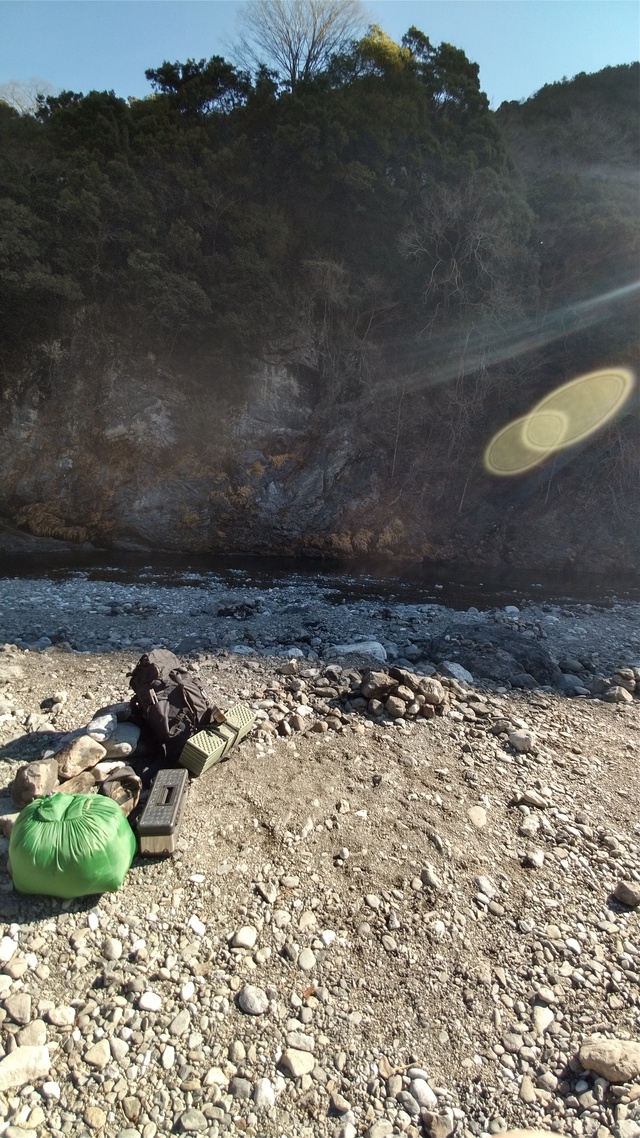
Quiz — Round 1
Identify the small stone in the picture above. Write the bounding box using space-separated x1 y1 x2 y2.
230 925 258 949
519 1075 537 1103
47 1004 76 1028
256 881 278 904
42 1081 61 1099
85 1105 108 1129
103 721 140 758
279 1047 316 1077
366 1123 394 1138
84 1039 111 1069
508 730 534 753
614 880 640 908
330 1090 351 1114
169 1008 190 1036
254 1077 276 1110
365 894 381 910
103 937 123 961
604 686 633 703
187 915 206 937
109 1042 129 1065
298 947 316 971
229 1076 252 1100
421 864 442 889
467 806 487 829
579 1037 640 1083
138 991 162 1012
178 1108 208 1132
533 1005 554 1036
4 993 31 1025
523 847 545 869
286 1031 315 1052
409 1077 437 1108
238 984 269 1015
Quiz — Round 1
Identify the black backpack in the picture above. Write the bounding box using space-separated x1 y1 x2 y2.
129 649 214 761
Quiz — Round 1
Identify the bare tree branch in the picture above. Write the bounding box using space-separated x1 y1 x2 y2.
233 0 368 90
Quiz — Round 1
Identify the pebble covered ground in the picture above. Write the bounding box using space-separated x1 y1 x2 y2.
0 571 638 1138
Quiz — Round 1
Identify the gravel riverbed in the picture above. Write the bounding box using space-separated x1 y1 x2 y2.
0 571 638 1138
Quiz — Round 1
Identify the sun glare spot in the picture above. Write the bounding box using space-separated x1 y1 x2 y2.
484 368 635 476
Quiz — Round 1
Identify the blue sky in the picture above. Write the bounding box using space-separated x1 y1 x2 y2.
1 0 638 110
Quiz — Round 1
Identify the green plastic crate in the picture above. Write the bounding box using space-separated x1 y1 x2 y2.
179 703 256 776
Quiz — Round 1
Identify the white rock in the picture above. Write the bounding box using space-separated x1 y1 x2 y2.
42 1080 61 1099
230 926 258 950
279 1048 315 1077
138 991 162 1012
253 1077 276 1110
47 1005 75 1028
0 1045 50 1091
533 1005 555 1036
0 937 17 963
161 1045 175 1070
188 915 206 937
366 1122 394 1138
467 806 487 829
181 982 195 1001
204 1066 229 1086
579 1036 640 1082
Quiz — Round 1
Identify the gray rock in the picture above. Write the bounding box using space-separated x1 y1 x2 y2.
229 1076 252 1100
237 984 269 1015
333 641 387 662
614 880 640 908
440 661 474 683
103 721 140 758
178 1108 208 1132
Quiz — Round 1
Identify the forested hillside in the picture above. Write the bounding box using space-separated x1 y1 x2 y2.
0 28 637 567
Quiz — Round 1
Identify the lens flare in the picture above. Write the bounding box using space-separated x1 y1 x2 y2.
484 368 635 476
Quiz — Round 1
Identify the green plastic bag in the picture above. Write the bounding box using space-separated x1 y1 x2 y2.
9 793 136 899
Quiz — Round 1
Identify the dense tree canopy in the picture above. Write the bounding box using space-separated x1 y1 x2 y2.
0 26 636 414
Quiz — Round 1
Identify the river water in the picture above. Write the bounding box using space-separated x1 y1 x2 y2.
0 551 637 611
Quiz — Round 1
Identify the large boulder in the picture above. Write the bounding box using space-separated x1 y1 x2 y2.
427 623 561 686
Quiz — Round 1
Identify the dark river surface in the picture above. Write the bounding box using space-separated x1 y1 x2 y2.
0 551 638 610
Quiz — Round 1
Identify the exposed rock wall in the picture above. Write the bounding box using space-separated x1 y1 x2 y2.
0 331 638 570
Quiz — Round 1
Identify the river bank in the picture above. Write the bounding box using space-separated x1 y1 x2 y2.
0 573 638 1138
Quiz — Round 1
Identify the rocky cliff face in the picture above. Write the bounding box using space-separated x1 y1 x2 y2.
0 326 638 571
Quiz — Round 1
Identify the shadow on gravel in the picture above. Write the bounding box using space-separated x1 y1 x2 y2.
0 731 63 766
